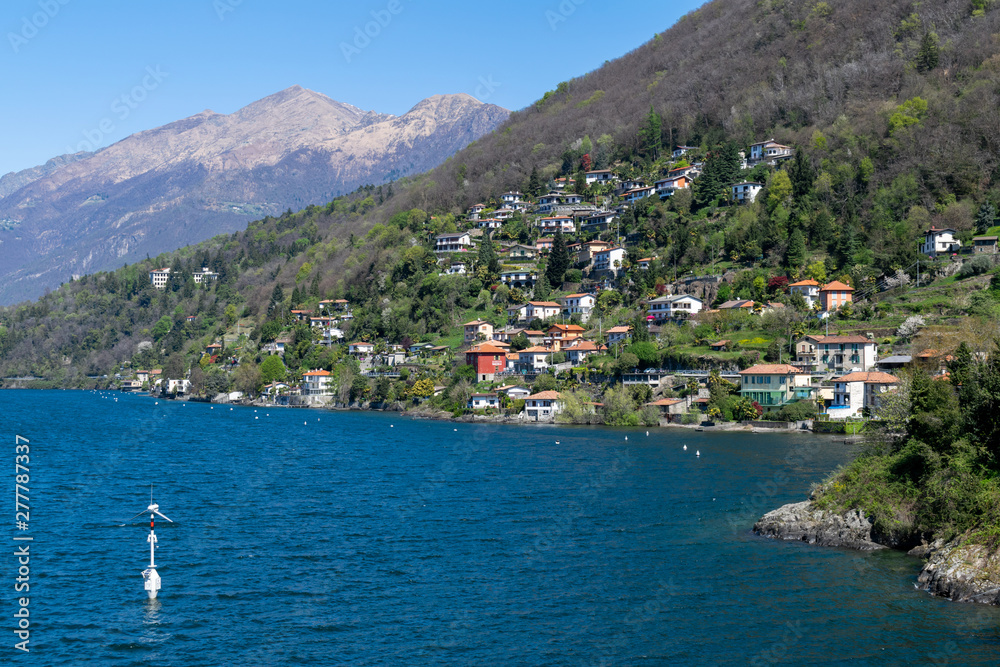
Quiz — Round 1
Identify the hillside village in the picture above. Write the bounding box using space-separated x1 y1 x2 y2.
102 137 999 429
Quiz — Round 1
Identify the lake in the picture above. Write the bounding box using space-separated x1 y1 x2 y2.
4 389 1000 665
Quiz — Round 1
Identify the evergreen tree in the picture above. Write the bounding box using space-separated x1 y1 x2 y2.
267 284 285 316
949 342 974 390
786 228 807 268
976 201 997 234
534 272 552 300
575 167 588 196
477 231 500 277
528 167 542 197
788 149 815 201
546 230 571 287
640 105 662 161
694 142 740 208
310 274 321 298
916 31 940 73
290 286 302 308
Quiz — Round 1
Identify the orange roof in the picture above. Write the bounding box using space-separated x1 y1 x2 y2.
464 320 490 326
562 293 592 298
739 364 806 375
350 341 373 347
837 371 899 384
819 335 871 344
607 325 631 333
789 279 820 287
520 346 551 353
916 348 940 358
302 369 331 377
467 343 507 354
647 398 683 406
566 340 605 351
820 281 854 292
529 301 561 307
526 391 561 400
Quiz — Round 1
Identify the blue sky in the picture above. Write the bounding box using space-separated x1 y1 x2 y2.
1 0 705 175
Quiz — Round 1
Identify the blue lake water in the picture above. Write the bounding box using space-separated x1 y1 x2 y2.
4 389 1000 666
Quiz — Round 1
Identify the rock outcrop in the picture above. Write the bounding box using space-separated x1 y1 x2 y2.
753 500 887 551
915 540 1000 604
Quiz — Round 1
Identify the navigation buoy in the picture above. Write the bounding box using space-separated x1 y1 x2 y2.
625 436 628 441
696 450 701 457
683 445 687 451
126 488 173 600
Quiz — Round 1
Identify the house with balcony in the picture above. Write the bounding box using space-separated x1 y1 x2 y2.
193 267 218 284
493 208 515 221
465 342 508 382
518 346 552 373
672 145 698 158
585 169 615 185
536 237 555 252
524 391 563 422
525 301 562 321
581 211 617 234
348 342 374 357
793 334 826 371
646 294 704 321
301 369 334 396
622 185 655 203
738 364 814 409
731 182 763 204
576 240 612 265
559 293 596 322
506 304 529 321
467 203 487 219
563 339 607 364
435 232 473 253
493 327 528 343
748 139 794 166
819 281 854 313
505 244 536 260
535 216 575 234
827 371 900 419
500 269 537 289
920 227 962 258
497 384 531 401
500 191 524 206
477 218 502 230
593 247 627 275
815 335 878 372
788 279 820 308
536 192 564 213
464 320 494 344
606 325 632 344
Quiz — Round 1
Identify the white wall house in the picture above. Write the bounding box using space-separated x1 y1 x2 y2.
301 370 333 396
731 182 763 204
435 232 473 252
500 270 537 289
816 335 878 372
559 293 596 323
193 267 218 284
646 294 704 320
921 227 962 257
525 301 561 321
524 391 562 421
586 170 615 185
592 247 627 275
150 268 171 288
828 371 899 419
468 393 500 410
623 186 655 203
748 140 794 166
535 216 576 234
788 279 820 308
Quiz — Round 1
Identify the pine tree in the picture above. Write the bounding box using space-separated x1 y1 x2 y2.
640 105 662 161
916 32 940 73
546 230 571 287
788 149 815 201
786 228 806 268
528 167 542 197
310 274 321 298
478 231 500 277
290 286 302 308
267 284 285 316
976 201 997 234
534 272 552 300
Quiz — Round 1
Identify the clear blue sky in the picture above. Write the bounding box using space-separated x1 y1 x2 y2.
1 0 705 175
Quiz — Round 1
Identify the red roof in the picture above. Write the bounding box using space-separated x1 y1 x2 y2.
820 281 854 292
302 369 331 377
526 391 561 400
740 364 806 375
837 371 899 383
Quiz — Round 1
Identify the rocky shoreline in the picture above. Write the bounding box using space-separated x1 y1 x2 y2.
754 500 1000 605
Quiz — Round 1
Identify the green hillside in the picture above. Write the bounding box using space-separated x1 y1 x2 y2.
3 0 1000 398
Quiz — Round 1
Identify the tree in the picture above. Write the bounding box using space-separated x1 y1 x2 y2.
766 171 793 213
976 201 996 234
534 273 552 300
234 361 263 397
310 274 321 298
164 354 184 381
546 231 571 287
267 284 285 316
948 342 974 389
528 166 542 197
786 228 806 268
409 378 435 398
788 149 815 201
224 304 238 327
915 31 939 73
478 231 500 278
260 355 286 384
639 105 662 161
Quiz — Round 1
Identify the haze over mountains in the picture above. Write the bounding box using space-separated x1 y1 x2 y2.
0 85 508 304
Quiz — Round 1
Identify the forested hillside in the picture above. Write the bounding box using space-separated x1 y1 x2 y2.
3 0 1000 387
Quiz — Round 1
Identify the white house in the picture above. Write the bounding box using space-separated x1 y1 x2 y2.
585 170 615 185
500 270 537 289
622 186 655 203
518 346 552 373
606 325 631 344
593 247 627 275
442 261 467 276
193 267 218 284
748 139 794 166
921 227 962 257
435 232 473 253
468 393 500 410
464 320 494 343
301 369 333 396
524 391 562 421
348 342 375 356
500 191 524 206
497 385 531 400
525 301 562 321
477 218 502 229
506 304 529 321
731 182 763 204
149 267 171 289
816 335 878 373
672 145 697 158
788 279 820 308
559 293 596 323
535 216 576 234
165 378 191 395
467 203 486 219
493 208 515 220
563 339 605 364
828 371 899 419
581 211 617 234
646 294 704 321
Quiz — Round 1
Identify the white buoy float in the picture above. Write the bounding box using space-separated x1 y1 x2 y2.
696 450 701 457
625 436 628 441
126 489 173 600
683 445 687 451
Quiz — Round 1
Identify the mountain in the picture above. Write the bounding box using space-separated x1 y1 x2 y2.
0 86 509 304
5 0 1000 386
